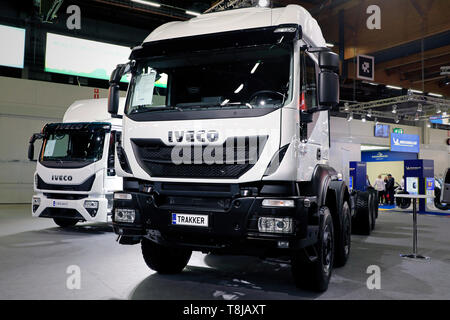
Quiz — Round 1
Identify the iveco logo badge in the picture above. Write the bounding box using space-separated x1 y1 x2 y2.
51 175 73 181
168 130 219 143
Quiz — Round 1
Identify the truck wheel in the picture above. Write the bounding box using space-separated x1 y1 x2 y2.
141 237 192 274
353 191 372 235
334 201 351 267
397 190 412 209
53 218 78 228
368 188 379 219
434 187 449 210
291 207 334 292
369 192 376 230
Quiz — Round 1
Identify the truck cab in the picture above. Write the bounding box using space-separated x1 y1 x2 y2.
28 98 124 227
108 5 353 292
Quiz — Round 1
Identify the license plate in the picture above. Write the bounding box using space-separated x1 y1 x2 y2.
52 200 69 208
171 213 209 227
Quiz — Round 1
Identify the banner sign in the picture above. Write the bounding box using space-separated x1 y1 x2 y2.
361 150 418 162
390 133 420 153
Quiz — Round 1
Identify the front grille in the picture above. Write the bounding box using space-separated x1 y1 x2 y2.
37 175 95 192
131 136 267 179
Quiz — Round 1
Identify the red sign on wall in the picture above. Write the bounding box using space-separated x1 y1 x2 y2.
94 88 99 99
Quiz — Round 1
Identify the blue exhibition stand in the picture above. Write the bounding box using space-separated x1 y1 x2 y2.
349 161 367 191
404 159 434 212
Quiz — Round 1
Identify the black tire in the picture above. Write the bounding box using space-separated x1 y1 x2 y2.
353 191 372 235
368 188 379 219
292 207 334 292
434 187 449 210
397 190 412 209
53 218 78 228
334 201 351 267
369 192 376 230
141 237 192 274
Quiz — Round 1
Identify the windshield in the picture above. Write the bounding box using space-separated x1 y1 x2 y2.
126 44 292 115
41 130 105 163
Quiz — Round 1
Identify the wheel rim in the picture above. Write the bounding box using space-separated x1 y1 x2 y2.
322 224 333 275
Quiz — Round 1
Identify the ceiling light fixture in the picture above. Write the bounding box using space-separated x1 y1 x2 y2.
131 0 161 8
386 85 402 90
417 103 423 112
414 113 420 121
436 105 442 114
395 115 400 123
186 10 201 16
428 92 443 98
392 104 397 114
361 114 366 122
367 109 372 118
344 102 349 111
347 112 353 122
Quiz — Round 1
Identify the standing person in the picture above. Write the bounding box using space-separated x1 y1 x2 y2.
366 175 371 189
373 175 385 204
383 176 388 203
386 174 395 205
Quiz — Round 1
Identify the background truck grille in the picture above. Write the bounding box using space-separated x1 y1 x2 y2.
131 136 267 179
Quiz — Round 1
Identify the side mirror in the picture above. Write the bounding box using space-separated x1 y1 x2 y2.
108 63 131 116
318 71 339 107
28 133 43 161
28 143 35 161
319 51 339 72
318 51 340 108
108 84 120 116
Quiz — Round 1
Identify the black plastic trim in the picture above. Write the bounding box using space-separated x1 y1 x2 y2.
37 175 95 192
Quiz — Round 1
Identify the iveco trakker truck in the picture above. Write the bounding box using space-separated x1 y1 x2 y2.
107 5 357 291
28 98 124 227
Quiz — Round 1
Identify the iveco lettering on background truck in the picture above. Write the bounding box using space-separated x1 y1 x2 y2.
28 98 124 227
107 5 375 291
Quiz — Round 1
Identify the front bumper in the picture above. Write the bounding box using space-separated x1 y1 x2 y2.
112 191 319 255
32 193 111 222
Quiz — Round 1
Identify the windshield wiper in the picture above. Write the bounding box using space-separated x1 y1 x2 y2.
131 105 182 114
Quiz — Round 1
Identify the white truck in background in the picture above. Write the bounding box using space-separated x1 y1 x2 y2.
107 5 375 291
28 98 124 227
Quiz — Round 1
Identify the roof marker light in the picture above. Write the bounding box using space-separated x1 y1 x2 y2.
274 27 297 33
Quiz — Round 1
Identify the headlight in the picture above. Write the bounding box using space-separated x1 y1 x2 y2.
32 197 40 206
262 199 295 208
115 208 136 223
114 193 132 200
84 200 99 209
258 217 293 234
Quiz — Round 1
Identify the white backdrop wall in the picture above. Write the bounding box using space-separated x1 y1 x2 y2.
0 76 112 203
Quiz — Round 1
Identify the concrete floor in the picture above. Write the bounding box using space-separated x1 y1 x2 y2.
0 204 449 300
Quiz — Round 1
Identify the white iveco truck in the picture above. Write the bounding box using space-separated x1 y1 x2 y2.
28 98 124 227
107 5 359 291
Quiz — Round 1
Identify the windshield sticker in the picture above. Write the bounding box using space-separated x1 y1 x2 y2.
132 72 156 107
44 140 56 156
